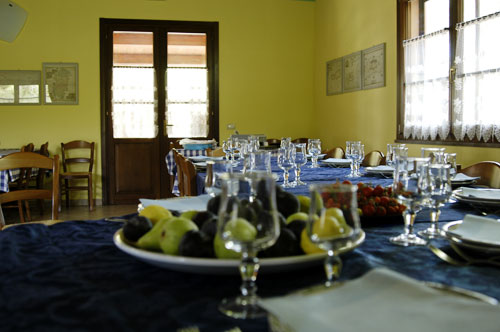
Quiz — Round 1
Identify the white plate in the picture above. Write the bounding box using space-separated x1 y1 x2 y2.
443 221 500 256
194 161 207 168
453 188 500 202
320 158 351 168
139 195 212 213
365 166 394 175
452 188 500 207
113 229 365 275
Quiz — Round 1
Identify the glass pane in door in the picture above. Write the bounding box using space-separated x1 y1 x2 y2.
112 31 157 138
166 32 209 138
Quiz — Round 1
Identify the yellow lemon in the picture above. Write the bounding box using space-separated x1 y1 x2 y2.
139 205 173 225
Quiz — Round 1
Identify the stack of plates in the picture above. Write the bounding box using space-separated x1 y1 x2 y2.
452 187 500 208
443 216 500 256
364 165 394 176
320 158 351 168
451 173 480 186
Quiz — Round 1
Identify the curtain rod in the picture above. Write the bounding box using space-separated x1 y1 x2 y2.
403 28 449 45
456 11 500 29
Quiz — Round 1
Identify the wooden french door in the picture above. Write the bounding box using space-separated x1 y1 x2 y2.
100 19 219 204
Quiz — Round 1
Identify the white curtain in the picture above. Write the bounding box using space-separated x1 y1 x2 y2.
403 29 450 140
453 12 500 142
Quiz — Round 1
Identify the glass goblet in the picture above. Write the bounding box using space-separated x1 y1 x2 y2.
250 151 272 174
217 172 280 319
345 141 361 177
308 183 362 287
277 147 295 188
307 139 321 168
205 160 232 197
418 164 452 239
354 143 364 177
292 143 307 186
390 156 431 246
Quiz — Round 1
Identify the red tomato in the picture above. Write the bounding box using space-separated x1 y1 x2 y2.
362 205 376 217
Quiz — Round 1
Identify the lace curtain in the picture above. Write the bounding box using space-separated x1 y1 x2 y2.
453 12 500 142
403 29 450 140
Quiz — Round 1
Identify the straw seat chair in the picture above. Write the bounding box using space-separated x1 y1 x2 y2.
59 140 95 211
0 152 59 228
362 150 385 167
459 161 500 189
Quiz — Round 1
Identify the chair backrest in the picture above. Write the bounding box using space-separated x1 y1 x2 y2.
21 143 34 152
0 152 60 224
324 146 345 159
266 138 281 147
60 140 94 173
36 142 49 188
180 157 198 196
362 150 385 167
18 143 35 188
459 161 500 189
172 149 185 196
291 138 309 144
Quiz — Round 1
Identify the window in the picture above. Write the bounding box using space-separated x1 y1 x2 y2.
398 0 500 145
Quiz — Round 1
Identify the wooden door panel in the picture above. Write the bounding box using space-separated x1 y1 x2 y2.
113 142 160 202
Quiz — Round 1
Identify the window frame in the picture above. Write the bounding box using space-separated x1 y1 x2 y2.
396 0 500 148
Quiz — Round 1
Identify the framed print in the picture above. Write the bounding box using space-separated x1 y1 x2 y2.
43 62 79 104
0 70 41 105
362 43 386 90
326 58 343 96
343 51 361 93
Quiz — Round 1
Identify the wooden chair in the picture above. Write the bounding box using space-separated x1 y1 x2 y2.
459 161 500 189
0 152 59 228
59 140 95 211
266 138 281 148
172 149 198 196
172 149 185 196
323 146 345 159
362 150 385 167
291 138 309 144
32 142 50 216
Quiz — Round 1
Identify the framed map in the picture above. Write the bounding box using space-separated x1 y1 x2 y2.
0 70 41 105
43 62 79 105
362 43 386 90
326 58 343 96
342 51 361 93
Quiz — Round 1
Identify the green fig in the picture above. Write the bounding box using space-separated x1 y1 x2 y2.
136 217 170 251
159 217 198 255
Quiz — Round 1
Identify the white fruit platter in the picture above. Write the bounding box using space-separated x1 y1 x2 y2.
113 229 365 275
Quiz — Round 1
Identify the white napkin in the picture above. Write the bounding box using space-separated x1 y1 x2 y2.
322 158 350 165
370 165 394 171
179 138 216 145
260 268 500 332
139 195 211 212
448 214 500 246
452 173 480 182
460 187 500 200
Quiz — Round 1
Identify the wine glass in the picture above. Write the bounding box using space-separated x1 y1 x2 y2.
277 146 295 188
390 156 431 246
308 183 362 287
280 137 291 149
307 139 321 168
222 140 231 161
418 164 452 239
292 143 307 186
354 143 364 177
217 172 280 319
205 160 232 197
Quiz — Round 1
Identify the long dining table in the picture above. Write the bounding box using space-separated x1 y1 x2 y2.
1 158 500 331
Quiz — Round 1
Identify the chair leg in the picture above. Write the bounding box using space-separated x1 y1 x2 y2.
17 201 25 223
65 179 70 207
88 176 94 211
23 200 31 222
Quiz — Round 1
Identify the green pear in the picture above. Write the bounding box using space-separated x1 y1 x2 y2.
160 217 198 255
223 217 257 242
286 212 309 224
180 210 198 220
213 233 241 259
137 217 170 251
298 194 323 214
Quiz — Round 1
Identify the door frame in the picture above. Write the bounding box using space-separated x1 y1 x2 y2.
99 18 219 205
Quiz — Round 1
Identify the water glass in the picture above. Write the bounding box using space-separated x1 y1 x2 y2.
390 156 431 246
421 147 445 164
217 172 280 319
250 151 272 174
280 137 292 149
308 183 362 287
386 143 406 167
345 141 361 177
444 153 457 175
292 143 307 186
205 160 233 197
418 164 452 239
307 139 321 168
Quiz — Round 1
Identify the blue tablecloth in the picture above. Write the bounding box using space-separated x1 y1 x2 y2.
1 208 499 330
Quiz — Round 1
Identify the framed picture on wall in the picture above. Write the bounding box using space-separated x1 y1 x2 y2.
42 62 79 105
0 70 41 105
326 57 343 96
342 51 361 93
362 43 386 90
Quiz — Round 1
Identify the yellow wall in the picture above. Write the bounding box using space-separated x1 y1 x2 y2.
314 0 499 167
0 0 316 199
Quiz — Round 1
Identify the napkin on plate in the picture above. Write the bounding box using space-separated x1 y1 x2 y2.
139 195 211 212
452 173 480 182
260 268 500 332
447 214 500 246
460 187 500 200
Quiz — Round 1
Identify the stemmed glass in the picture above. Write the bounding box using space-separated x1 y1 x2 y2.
292 143 307 186
307 139 321 168
418 164 452 239
217 172 280 319
205 160 232 197
307 183 362 287
354 143 364 176
277 146 295 188
280 137 291 149
222 140 231 161
386 143 406 167
390 156 431 246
